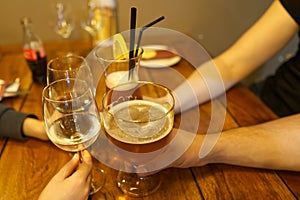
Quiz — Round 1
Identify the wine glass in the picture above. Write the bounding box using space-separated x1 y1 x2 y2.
47 55 96 95
81 0 105 47
42 78 105 195
102 81 175 197
54 2 74 39
46 55 105 194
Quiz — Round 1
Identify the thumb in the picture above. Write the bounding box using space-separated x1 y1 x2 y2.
55 153 80 180
76 150 93 178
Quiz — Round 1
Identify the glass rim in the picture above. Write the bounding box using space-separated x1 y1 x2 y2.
102 80 175 123
94 46 144 63
42 78 91 103
47 55 88 72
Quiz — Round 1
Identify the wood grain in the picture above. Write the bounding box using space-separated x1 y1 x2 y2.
0 40 299 199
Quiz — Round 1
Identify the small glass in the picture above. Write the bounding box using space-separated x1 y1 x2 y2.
94 40 143 91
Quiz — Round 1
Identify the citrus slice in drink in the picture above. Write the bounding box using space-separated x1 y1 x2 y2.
142 49 157 59
113 33 128 59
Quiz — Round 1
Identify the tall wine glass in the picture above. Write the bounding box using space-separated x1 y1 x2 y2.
53 2 74 39
81 0 105 47
42 78 105 195
47 55 96 95
102 81 175 197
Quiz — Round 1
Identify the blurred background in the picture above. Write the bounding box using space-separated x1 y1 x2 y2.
0 0 297 84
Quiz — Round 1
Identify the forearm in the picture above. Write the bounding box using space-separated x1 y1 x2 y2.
0 105 34 140
23 117 48 141
210 114 300 171
173 0 298 114
173 59 226 113
173 114 300 171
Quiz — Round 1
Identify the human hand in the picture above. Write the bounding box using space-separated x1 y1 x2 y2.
22 118 48 140
134 128 209 176
170 130 209 168
39 150 92 200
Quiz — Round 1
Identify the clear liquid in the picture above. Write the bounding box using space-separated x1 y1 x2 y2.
104 100 174 144
47 113 100 152
54 95 93 114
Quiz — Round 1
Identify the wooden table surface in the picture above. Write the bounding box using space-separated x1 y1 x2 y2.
0 40 299 200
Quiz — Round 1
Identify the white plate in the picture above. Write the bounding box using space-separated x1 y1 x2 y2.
140 45 181 68
0 79 20 101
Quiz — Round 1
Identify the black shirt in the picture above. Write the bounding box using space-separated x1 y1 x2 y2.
258 0 300 117
0 104 37 140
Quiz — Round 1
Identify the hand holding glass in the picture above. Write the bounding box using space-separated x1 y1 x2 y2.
42 78 104 194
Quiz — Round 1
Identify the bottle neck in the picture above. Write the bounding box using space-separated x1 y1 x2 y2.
23 25 33 37
22 24 42 50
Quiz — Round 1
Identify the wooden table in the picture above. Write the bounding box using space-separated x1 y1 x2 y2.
0 40 299 199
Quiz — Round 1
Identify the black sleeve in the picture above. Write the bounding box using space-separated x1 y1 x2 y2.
280 0 300 25
0 104 38 140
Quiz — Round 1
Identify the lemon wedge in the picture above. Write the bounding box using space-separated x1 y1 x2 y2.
142 49 157 59
113 33 128 59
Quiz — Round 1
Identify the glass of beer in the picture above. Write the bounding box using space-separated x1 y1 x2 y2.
102 81 175 197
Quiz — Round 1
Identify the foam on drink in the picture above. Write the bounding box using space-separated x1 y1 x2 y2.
103 100 174 144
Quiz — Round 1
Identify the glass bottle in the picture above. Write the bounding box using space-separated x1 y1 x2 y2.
21 17 47 85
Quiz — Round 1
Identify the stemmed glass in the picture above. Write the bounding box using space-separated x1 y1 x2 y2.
42 78 104 194
53 2 74 39
102 81 175 197
46 55 105 194
81 0 105 47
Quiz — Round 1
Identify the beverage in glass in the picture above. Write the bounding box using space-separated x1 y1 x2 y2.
94 38 143 91
102 81 174 197
42 78 105 194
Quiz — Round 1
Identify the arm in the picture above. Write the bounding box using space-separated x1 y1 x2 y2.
173 114 300 171
22 117 48 141
39 150 92 200
174 0 299 113
0 104 48 140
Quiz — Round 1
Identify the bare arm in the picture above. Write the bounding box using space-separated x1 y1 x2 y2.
22 117 48 141
173 114 300 171
174 0 299 113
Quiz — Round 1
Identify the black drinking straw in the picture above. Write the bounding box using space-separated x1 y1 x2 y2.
135 16 165 57
129 7 137 80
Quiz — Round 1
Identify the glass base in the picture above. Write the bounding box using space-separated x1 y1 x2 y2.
117 171 161 197
90 165 106 195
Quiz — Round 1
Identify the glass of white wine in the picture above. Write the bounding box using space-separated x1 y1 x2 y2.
102 81 175 197
42 78 105 195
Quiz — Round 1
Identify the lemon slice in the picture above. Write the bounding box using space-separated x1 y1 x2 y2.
142 49 157 59
113 34 128 59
